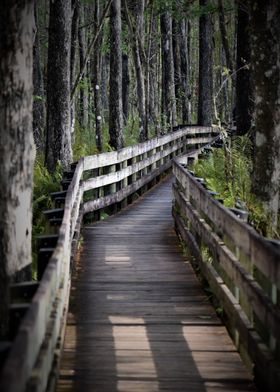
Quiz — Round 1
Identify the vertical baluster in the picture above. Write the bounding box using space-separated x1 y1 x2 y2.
270 284 277 351
121 160 128 208
109 164 117 214
160 145 164 167
132 156 137 182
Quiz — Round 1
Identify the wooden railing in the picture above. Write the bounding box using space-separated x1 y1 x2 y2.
0 126 218 392
172 155 280 392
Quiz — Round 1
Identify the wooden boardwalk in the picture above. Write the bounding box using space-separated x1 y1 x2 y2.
57 176 255 392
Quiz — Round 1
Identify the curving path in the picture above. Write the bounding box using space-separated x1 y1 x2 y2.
56 176 255 392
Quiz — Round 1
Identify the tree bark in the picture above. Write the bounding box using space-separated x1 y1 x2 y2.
249 0 280 229
235 3 252 135
122 53 130 124
0 0 35 337
45 0 72 172
109 0 124 150
70 0 80 138
161 12 177 129
33 1 45 151
172 19 182 122
217 0 233 72
92 0 103 152
78 5 89 129
124 0 147 141
197 0 213 126
179 19 191 124
148 15 160 135
101 54 109 117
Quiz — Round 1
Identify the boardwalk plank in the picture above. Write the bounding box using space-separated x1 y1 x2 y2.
56 176 255 392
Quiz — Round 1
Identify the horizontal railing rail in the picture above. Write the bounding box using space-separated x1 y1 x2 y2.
0 126 219 392
172 156 280 392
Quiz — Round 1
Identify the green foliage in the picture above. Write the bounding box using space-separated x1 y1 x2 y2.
33 95 45 102
78 76 91 91
123 115 141 146
194 135 275 237
73 123 99 160
33 157 62 231
32 157 63 275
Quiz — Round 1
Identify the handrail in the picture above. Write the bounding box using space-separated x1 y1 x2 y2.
0 126 219 392
172 156 280 392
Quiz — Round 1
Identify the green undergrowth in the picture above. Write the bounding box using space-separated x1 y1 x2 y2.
194 135 273 237
32 156 63 274
73 115 157 161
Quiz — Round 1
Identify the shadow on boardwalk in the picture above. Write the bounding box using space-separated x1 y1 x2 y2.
57 176 255 392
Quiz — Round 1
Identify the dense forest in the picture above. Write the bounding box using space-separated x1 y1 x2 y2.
0 0 280 345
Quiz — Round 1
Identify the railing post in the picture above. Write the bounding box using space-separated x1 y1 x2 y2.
121 160 128 208
109 164 117 214
141 152 148 194
160 145 164 166
96 167 104 221
131 156 138 201
151 148 157 186
270 284 277 351
143 152 148 175
132 156 137 182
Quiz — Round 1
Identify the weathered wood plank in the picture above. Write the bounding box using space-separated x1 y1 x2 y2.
83 126 216 171
173 160 280 287
57 176 254 392
173 184 280 340
0 127 218 392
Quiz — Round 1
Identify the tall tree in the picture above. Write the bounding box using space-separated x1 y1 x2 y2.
148 13 160 134
217 0 233 72
0 0 35 337
45 0 72 172
197 0 213 126
109 0 124 149
249 0 280 229
161 11 177 129
124 0 147 141
92 0 103 151
172 19 182 121
122 53 130 124
235 2 252 135
70 0 80 137
33 1 45 151
78 4 89 129
179 19 191 124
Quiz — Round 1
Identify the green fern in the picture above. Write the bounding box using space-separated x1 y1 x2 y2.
194 135 273 236
32 156 63 255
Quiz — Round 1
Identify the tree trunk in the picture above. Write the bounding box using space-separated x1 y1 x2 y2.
101 53 109 118
45 0 72 172
70 0 80 138
217 0 233 72
179 19 191 124
78 5 89 129
0 0 35 338
161 12 177 129
33 1 45 151
92 0 103 152
122 53 130 124
109 0 124 150
249 0 280 230
172 19 182 122
148 15 160 135
124 0 147 142
197 0 213 126
235 3 252 135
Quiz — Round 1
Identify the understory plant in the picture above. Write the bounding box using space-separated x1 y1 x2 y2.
194 135 277 238
32 156 63 262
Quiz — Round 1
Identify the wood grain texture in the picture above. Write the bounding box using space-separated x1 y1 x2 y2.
57 176 255 392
